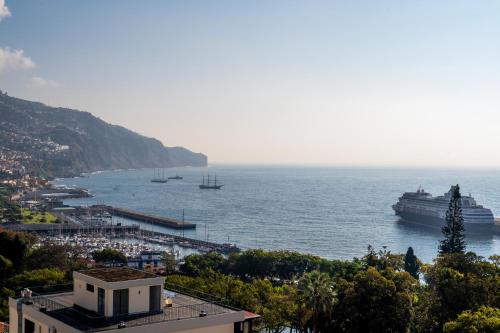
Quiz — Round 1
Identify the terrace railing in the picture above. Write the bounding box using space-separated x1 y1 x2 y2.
27 292 233 332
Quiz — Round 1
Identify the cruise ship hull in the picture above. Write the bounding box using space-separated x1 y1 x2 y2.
395 211 493 233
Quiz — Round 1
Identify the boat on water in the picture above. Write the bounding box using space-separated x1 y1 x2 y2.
392 186 494 231
199 174 223 189
168 175 183 180
151 168 168 183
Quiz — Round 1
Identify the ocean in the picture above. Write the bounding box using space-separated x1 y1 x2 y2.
53 166 500 263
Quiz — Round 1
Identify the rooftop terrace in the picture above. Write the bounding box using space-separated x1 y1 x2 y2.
28 287 236 332
78 267 158 282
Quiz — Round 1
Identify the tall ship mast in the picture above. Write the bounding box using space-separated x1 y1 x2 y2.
150 168 168 183
199 174 223 189
392 185 494 232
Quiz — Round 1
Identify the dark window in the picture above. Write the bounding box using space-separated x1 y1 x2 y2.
24 319 35 333
98 288 105 315
86 283 94 292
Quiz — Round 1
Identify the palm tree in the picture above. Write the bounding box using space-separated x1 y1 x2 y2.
297 270 337 333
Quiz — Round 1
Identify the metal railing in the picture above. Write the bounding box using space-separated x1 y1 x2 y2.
27 292 233 332
86 302 232 332
31 294 73 312
165 282 241 311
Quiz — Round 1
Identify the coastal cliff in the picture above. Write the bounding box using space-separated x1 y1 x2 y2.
0 92 207 178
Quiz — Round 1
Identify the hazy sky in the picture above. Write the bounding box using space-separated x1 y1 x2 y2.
1 1 500 166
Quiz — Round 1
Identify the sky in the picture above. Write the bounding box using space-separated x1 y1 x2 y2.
1 1 500 166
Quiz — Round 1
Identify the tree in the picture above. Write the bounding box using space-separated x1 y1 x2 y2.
418 253 500 332
439 185 466 255
180 252 226 276
8 268 66 294
0 255 13 281
162 252 177 275
297 270 337 333
404 247 420 279
362 245 404 271
92 248 127 265
443 306 500 333
334 267 415 333
0 230 31 268
26 242 89 272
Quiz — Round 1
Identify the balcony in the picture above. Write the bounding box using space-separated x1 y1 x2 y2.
24 285 236 332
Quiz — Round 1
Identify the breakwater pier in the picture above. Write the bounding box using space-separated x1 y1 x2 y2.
93 205 196 230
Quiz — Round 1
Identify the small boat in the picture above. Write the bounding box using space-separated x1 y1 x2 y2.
199 174 223 189
168 175 183 180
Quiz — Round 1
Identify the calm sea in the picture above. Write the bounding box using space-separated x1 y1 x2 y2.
53 166 500 263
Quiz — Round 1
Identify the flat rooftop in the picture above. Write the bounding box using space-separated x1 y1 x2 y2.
78 267 158 282
27 290 235 332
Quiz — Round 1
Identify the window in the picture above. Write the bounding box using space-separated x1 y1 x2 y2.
24 319 35 333
86 283 94 292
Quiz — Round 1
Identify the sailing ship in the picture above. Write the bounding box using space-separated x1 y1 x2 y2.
199 174 223 189
168 175 183 180
150 168 168 183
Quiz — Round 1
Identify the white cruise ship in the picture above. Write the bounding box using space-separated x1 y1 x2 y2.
392 186 494 231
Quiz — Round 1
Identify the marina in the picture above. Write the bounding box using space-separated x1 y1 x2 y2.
3 221 238 254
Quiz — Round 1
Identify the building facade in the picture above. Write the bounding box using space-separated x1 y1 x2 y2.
9 267 256 333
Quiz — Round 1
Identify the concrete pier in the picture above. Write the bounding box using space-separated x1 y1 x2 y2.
94 205 196 229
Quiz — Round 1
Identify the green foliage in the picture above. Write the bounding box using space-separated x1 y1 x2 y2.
21 208 57 224
319 258 363 280
0 229 72 322
8 268 66 293
0 287 14 321
228 249 276 279
167 270 297 332
162 252 177 275
440 185 466 255
26 242 89 273
417 253 500 332
333 267 415 333
180 251 225 276
404 246 420 279
443 306 500 333
0 255 13 281
92 248 127 265
260 286 297 333
297 271 337 333
167 270 259 311
0 193 21 222
0 230 30 267
182 249 362 282
362 245 404 271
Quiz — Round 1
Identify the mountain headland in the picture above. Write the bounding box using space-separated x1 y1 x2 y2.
0 91 207 178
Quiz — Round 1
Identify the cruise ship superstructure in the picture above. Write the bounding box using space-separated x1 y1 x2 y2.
392 186 494 230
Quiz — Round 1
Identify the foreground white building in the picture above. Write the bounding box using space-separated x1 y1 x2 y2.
9 267 257 333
